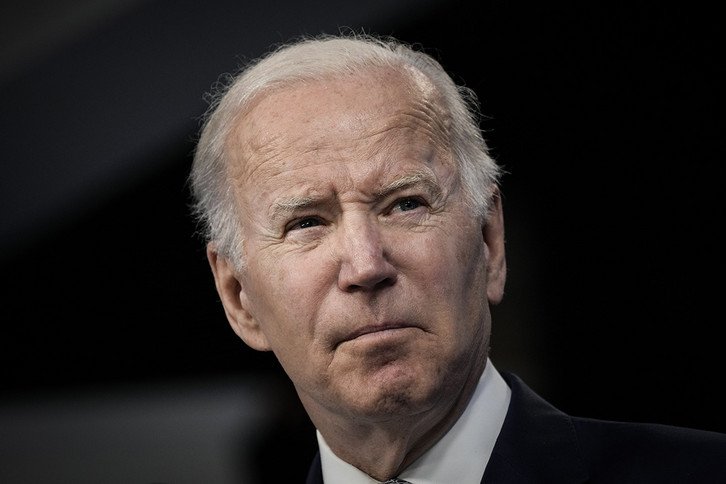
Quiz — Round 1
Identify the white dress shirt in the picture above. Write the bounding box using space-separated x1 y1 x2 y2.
317 359 512 484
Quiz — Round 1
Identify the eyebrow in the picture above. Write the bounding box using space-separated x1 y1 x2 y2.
269 171 442 222
375 171 442 200
270 195 318 223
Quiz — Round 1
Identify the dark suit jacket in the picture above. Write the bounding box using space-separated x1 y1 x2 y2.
305 372 726 483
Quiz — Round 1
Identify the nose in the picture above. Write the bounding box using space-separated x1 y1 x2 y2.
336 216 397 292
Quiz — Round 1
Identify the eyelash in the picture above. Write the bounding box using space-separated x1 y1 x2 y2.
287 216 322 232
392 197 424 213
285 196 428 233
297 218 321 229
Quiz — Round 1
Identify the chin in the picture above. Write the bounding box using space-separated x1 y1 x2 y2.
348 370 442 419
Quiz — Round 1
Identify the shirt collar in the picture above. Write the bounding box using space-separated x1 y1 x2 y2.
317 359 512 484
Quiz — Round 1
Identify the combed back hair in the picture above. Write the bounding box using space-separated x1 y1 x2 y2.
190 33 501 268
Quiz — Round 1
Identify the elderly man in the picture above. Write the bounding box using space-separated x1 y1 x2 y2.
190 34 725 483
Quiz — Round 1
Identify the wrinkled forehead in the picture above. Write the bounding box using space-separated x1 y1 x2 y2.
224 66 452 176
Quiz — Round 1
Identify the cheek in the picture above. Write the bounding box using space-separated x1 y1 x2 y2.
409 225 484 285
413 228 489 323
248 256 329 342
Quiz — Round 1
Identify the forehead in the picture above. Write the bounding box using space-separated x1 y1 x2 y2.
227 67 451 177
222 68 465 235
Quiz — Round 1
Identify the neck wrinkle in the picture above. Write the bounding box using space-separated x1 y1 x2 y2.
305 350 488 481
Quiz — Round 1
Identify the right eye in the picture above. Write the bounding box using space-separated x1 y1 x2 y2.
288 217 322 231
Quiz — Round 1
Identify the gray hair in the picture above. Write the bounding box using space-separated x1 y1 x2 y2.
190 33 501 266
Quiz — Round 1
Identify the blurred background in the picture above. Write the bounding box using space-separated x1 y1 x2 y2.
1 0 723 482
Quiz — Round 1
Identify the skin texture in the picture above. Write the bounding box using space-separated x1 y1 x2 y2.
207 66 506 480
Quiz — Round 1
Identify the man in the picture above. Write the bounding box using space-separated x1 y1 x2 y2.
190 34 726 483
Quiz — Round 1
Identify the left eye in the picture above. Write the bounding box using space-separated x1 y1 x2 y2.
396 198 422 212
298 218 320 229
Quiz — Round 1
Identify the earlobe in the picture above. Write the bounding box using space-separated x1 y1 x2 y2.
483 187 507 305
206 244 272 351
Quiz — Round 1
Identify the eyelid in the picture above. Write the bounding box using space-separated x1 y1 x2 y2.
386 195 429 215
285 214 325 232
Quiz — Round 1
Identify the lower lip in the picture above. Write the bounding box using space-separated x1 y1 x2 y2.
350 326 416 343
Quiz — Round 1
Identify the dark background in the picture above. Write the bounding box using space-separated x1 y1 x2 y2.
2 0 724 481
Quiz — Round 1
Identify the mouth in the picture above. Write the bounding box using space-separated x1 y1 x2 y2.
336 323 419 348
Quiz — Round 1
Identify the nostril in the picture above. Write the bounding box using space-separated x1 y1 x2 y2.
336 219 396 291
338 250 397 292
345 273 396 293
375 274 396 290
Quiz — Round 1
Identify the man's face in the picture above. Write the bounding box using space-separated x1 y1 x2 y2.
210 68 506 426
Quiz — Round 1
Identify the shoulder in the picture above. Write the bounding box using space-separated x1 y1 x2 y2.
496 372 726 483
571 415 726 482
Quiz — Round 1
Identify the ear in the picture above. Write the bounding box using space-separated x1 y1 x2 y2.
206 244 272 351
483 187 507 305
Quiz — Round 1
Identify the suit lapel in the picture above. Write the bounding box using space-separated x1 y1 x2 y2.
482 373 590 483
307 372 591 484
306 452 323 484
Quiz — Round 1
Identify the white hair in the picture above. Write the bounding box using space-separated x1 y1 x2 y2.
190 33 501 267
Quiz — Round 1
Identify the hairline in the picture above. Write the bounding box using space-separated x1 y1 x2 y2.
190 34 500 271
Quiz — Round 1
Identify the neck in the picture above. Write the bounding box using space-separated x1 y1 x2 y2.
304 356 487 481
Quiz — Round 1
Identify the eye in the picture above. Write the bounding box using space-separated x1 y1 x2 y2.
395 197 423 212
299 218 320 229
289 217 322 231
